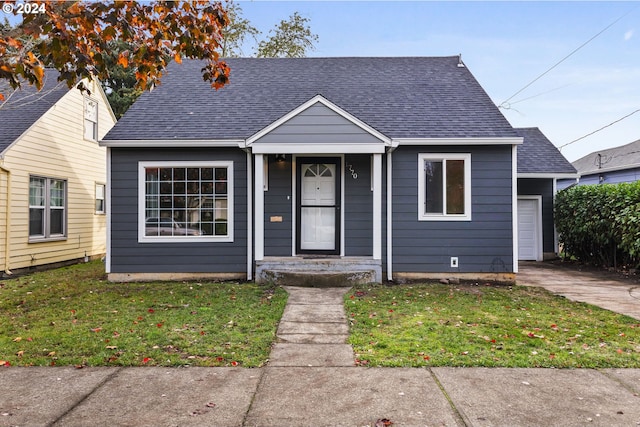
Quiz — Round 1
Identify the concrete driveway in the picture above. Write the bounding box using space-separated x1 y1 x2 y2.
517 261 640 320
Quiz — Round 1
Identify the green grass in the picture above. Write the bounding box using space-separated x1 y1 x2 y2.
0 261 287 367
346 283 640 368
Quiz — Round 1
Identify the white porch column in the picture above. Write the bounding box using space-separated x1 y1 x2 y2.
373 153 382 260
254 153 265 261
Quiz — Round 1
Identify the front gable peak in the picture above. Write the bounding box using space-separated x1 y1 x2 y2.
246 95 390 154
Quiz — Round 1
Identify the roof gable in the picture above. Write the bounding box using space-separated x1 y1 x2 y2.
515 127 576 176
248 95 389 146
0 69 68 154
103 57 519 143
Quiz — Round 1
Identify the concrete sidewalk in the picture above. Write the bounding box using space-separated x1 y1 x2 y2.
2 269 640 426
2 366 640 426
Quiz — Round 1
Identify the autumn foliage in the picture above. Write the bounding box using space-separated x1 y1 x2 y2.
0 0 231 101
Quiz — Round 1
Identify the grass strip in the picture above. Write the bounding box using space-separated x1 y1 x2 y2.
0 261 287 367
346 283 640 368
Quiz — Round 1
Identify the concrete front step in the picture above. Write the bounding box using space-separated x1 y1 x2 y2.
261 270 374 287
256 256 382 286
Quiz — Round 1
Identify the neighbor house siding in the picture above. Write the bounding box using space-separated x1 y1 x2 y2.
391 145 514 274
253 103 383 145
0 80 114 272
344 154 373 256
579 168 640 186
518 178 555 254
109 148 247 274
264 155 293 256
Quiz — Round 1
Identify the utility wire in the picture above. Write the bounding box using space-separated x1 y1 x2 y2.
558 108 640 150
499 6 637 109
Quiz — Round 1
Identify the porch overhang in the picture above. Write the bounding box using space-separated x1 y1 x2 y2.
250 144 386 154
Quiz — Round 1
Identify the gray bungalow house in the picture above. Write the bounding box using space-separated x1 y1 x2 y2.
100 57 573 284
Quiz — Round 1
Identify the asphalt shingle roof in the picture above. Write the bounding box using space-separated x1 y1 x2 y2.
515 127 576 175
0 70 68 154
572 138 640 175
103 57 519 141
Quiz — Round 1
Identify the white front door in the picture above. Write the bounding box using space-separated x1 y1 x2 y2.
298 159 340 253
518 198 542 261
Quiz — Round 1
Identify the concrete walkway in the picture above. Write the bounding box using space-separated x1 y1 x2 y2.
518 261 640 320
269 286 354 367
2 266 640 426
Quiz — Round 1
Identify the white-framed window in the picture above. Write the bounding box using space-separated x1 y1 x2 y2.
84 96 98 141
138 161 234 243
95 183 106 214
29 176 67 240
418 153 471 221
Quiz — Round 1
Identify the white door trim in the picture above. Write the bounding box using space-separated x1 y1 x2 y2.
292 155 344 256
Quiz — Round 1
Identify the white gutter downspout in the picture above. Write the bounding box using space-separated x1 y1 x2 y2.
105 148 111 273
553 177 558 257
386 148 395 281
512 144 519 273
0 163 12 275
246 151 253 281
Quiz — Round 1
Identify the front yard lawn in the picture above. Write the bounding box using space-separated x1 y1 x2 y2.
346 283 640 368
0 261 287 367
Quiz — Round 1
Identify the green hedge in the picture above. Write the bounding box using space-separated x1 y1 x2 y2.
554 181 640 268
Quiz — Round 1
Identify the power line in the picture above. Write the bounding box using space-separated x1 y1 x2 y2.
498 6 637 109
558 108 640 150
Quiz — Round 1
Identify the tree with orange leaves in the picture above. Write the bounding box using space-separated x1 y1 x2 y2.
0 0 230 102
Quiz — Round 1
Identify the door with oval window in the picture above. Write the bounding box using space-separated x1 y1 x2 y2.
296 158 341 254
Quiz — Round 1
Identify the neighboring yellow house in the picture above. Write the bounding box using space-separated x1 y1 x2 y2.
0 70 116 276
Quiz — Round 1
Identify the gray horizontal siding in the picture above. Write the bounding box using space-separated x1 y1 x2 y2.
264 155 293 256
518 178 555 253
254 103 384 145
109 148 247 274
391 145 514 274
345 154 373 256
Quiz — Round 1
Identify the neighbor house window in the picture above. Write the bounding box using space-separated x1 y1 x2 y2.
29 176 67 240
84 97 98 141
418 153 471 221
138 161 233 242
95 183 106 214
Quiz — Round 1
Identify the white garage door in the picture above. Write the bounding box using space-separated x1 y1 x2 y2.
518 198 541 261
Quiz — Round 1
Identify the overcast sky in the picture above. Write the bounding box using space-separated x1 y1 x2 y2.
238 1 639 162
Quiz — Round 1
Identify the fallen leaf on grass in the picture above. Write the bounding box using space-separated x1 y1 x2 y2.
12 337 22 342
0 361 10 367
142 357 152 364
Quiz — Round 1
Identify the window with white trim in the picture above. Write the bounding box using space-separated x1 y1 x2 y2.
138 161 233 242
29 176 67 240
95 183 106 214
84 97 98 141
418 153 471 221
